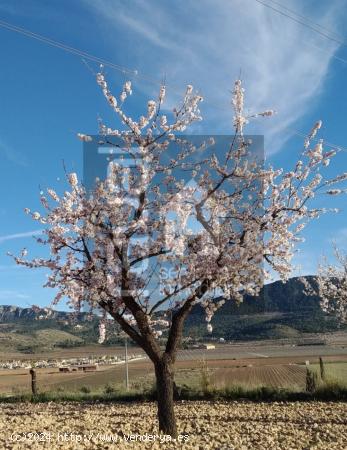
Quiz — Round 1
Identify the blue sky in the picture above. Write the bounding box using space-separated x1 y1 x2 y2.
0 0 347 308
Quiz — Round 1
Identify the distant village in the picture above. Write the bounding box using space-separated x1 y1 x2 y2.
0 353 145 371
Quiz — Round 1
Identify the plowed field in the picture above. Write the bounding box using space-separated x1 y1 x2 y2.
212 364 307 389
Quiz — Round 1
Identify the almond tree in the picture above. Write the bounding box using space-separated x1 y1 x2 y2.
10 72 347 437
303 244 347 324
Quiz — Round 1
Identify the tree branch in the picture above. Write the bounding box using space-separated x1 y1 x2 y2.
130 248 170 267
165 278 210 360
149 278 201 315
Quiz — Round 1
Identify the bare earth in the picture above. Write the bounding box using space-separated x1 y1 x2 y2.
0 401 346 449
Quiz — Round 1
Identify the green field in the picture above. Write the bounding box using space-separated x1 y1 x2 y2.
311 362 347 384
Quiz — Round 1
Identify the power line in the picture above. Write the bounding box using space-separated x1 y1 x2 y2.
0 17 346 153
300 39 347 66
248 0 347 153
251 0 347 67
264 0 346 43
1 15 347 104
0 18 228 110
253 0 347 48
250 0 347 67
0 19 138 76
262 0 347 66
284 126 347 154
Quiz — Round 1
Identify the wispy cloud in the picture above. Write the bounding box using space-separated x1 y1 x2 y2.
327 227 347 246
0 229 43 244
0 138 28 167
83 0 343 152
0 290 30 300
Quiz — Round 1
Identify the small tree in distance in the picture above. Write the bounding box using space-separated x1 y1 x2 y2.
10 71 347 437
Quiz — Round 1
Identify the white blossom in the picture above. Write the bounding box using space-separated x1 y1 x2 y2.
303 246 347 323
68 173 78 187
77 133 92 142
98 321 106 344
10 76 347 370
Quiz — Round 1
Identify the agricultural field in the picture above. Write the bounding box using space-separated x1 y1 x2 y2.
0 344 145 361
1 356 346 396
211 364 307 390
0 339 346 450
0 337 346 395
311 362 347 382
0 401 346 449
0 362 150 395
0 330 346 361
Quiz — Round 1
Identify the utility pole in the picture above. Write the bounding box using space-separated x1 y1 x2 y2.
125 336 129 390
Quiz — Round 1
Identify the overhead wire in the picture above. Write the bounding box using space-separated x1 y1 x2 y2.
249 0 347 67
248 0 347 153
0 18 229 111
262 0 346 43
0 16 347 152
0 18 138 75
252 0 347 48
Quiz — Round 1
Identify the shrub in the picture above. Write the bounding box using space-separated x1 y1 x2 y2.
103 383 116 394
79 386 91 394
199 359 212 394
306 368 318 393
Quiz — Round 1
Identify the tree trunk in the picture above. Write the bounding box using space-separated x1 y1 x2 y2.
154 359 177 438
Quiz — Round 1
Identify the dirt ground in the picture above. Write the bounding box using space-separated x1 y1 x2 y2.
0 401 346 449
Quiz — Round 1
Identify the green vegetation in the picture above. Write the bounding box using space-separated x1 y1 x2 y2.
103 383 117 394
185 310 342 341
0 328 84 353
0 314 133 353
199 359 212 394
305 368 319 393
1 381 346 404
184 276 346 341
302 359 347 399
79 385 91 394
310 361 347 385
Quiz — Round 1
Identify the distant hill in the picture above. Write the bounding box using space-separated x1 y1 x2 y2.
0 327 84 353
184 276 345 340
0 305 89 323
188 276 321 316
0 276 345 351
0 306 108 353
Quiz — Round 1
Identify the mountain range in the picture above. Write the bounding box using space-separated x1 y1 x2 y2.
0 276 344 352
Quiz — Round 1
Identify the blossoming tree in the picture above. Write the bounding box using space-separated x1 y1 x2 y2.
302 244 347 324
10 71 347 437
